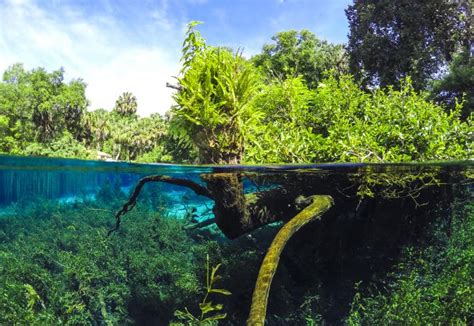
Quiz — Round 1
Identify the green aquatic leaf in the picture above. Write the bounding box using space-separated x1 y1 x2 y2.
210 288 232 296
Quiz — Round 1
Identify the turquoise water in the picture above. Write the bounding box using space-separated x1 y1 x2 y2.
0 155 472 325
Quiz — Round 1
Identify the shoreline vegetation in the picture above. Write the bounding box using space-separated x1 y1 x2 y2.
0 0 473 324
0 14 471 165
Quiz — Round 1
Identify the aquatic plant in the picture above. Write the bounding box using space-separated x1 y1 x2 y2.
0 166 471 325
347 200 474 325
0 201 212 324
173 254 231 324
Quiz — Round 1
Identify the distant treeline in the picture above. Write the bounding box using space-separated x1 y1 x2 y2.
0 0 471 163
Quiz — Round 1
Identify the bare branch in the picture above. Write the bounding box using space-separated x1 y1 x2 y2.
166 82 183 91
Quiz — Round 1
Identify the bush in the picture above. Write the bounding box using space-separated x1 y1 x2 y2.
245 75 472 164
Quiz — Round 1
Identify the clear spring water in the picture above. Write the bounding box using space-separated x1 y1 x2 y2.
0 154 472 325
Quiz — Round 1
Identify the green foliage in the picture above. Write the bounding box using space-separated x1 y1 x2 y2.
1 20 471 165
79 109 171 161
252 30 348 88
0 113 22 153
245 74 472 164
135 144 174 163
310 76 471 162
108 113 168 161
0 64 89 155
0 64 176 162
245 76 321 163
9 64 88 141
181 21 206 73
347 201 474 325
23 131 94 159
171 22 261 163
82 109 111 150
173 254 231 325
346 0 469 89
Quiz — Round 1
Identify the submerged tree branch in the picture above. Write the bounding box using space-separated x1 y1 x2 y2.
183 218 216 231
108 175 214 236
247 195 334 326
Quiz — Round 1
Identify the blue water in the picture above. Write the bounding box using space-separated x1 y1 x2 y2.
1 154 472 219
2 154 471 201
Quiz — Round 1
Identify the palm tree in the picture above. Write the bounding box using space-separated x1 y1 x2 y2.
113 92 138 117
82 109 111 150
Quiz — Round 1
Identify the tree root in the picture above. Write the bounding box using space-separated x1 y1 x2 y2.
108 175 214 236
247 195 334 326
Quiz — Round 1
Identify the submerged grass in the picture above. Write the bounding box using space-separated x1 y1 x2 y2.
0 199 207 325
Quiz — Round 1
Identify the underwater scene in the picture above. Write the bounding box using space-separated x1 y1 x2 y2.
0 155 472 325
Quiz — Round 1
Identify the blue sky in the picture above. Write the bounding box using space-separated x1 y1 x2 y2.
0 0 351 115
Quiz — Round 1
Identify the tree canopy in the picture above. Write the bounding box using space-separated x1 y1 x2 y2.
346 0 469 90
431 49 473 119
252 30 348 88
113 92 138 118
0 64 89 154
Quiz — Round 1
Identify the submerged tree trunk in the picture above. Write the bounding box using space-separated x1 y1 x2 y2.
201 173 308 238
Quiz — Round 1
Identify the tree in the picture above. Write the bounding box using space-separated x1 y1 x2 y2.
252 30 348 89
431 49 473 119
113 92 138 117
0 64 88 144
82 109 112 150
0 114 21 153
59 79 89 140
171 22 261 164
0 81 30 153
346 0 469 90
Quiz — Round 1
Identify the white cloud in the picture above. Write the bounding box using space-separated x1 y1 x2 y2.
0 0 182 116
85 48 178 116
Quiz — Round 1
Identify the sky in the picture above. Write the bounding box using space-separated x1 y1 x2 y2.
0 0 352 116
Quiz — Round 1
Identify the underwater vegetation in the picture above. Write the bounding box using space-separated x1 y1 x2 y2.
347 198 474 325
0 163 472 325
